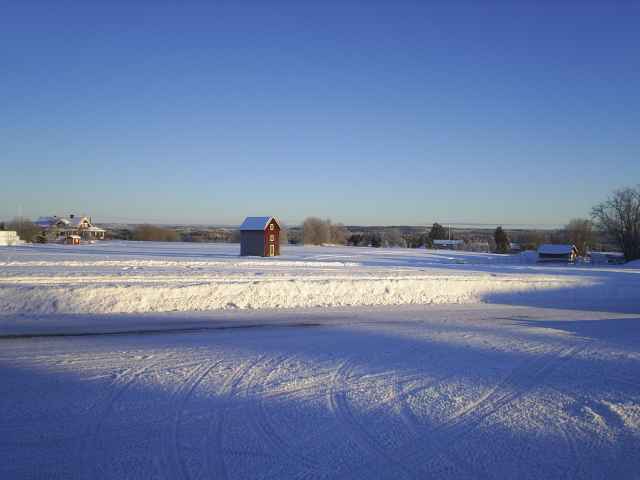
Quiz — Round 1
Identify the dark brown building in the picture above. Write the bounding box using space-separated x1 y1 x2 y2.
239 216 281 256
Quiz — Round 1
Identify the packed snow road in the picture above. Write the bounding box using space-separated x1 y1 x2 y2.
1 305 639 479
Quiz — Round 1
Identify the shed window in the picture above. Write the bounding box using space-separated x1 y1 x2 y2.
269 234 274 242
269 224 274 230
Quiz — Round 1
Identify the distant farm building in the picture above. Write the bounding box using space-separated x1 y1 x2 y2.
239 216 281 257
509 242 522 253
432 239 464 250
537 244 578 263
66 235 81 245
36 214 106 242
591 251 625 265
0 231 23 246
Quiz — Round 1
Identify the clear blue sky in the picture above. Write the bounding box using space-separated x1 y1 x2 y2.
2 1 639 226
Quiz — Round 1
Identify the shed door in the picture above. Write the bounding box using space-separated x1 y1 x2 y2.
269 244 275 256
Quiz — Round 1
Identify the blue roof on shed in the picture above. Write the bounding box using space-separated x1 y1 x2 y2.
239 216 279 231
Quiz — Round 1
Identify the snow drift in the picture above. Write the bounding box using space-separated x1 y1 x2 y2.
1 242 638 314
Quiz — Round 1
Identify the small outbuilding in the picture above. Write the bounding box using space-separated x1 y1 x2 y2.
537 244 578 263
432 239 464 250
239 216 281 257
0 231 23 246
66 235 81 245
590 251 625 265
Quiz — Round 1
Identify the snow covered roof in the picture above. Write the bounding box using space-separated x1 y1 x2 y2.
433 239 463 245
239 216 279 231
538 244 576 255
69 216 90 227
35 216 62 228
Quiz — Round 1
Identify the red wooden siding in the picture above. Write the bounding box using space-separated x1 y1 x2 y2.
263 219 280 256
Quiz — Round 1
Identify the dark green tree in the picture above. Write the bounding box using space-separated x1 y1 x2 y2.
368 232 382 248
494 226 510 254
428 222 447 241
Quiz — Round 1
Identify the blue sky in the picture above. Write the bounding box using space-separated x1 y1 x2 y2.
1 2 639 226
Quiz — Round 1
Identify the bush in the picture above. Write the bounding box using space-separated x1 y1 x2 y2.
6 217 40 243
382 229 406 247
133 225 180 242
303 217 329 245
348 233 365 246
329 223 349 245
302 218 349 245
279 227 288 245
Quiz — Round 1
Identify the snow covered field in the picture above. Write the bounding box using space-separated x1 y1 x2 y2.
1 241 639 314
1 242 639 478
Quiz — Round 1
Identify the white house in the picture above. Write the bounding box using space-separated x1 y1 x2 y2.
36 214 106 241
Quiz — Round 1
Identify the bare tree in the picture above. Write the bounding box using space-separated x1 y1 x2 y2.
591 186 640 261
329 222 349 245
279 226 288 245
303 217 330 245
382 229 406 247
133 225 180 242
565 218 593 256
7 217 40 242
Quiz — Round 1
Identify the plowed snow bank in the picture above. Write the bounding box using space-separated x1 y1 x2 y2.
0 274 600 313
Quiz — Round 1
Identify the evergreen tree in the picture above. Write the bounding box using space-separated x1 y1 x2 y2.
369 232 382 248
494 226 510 253
429 222 447 241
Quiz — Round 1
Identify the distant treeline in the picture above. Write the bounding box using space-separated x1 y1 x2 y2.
287 217 623 255
5 185 639 260
0 218 618 253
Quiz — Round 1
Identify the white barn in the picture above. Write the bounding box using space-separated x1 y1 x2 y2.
0 231 23 246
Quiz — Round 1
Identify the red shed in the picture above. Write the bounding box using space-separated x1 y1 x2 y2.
239 216 281 257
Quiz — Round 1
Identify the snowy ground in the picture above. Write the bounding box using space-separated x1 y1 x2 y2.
1 242 639 478
1 305 640 479
1 241 639 314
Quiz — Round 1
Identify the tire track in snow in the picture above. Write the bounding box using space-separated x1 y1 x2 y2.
327 359 418 479
203 356 266 480
80 353 171 479
390 374 490 479
160 359 222 480
244 354 318 472
402 343 589 475
555 415 581 480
